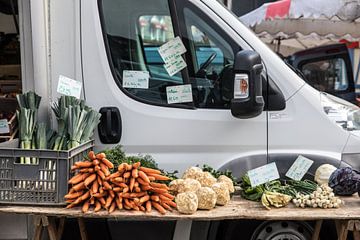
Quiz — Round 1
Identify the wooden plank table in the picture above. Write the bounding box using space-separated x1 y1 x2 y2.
0 195 359 240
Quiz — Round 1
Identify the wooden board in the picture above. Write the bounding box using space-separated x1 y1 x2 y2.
0 195 358 221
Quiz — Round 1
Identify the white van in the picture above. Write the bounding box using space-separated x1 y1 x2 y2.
3 0 360 239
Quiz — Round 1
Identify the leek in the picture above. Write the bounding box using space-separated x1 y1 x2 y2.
16 108 37 164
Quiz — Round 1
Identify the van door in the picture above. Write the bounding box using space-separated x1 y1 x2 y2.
81 0 267 176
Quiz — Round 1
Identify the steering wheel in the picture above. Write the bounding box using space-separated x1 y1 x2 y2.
195 52 217 76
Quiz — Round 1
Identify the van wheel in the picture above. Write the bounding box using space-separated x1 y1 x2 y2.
250 221 313 240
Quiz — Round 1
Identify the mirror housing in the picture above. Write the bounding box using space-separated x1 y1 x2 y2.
231 50 264 119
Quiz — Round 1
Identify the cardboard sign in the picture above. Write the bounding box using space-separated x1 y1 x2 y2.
57 75 82 99
248 162 280 187
234 74 249 99
286 155 314 181
158 36 187 63
166 84 193 104
164 55 187 77
123 71 149 89
0 119 9 134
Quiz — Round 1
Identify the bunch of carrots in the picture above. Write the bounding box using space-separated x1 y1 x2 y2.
65 151 176 214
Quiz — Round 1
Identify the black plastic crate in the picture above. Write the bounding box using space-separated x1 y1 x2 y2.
0 139 94 205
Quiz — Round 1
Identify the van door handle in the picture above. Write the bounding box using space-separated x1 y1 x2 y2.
98 107 122 144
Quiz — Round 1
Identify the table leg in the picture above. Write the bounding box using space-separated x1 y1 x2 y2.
353 231 360 240
46 217 58 240
312 220 323 240
335 220 349 240
33 216 43 240
56 218 66 240
77 218 88 240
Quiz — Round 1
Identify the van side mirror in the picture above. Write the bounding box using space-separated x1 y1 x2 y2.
231 50 264 119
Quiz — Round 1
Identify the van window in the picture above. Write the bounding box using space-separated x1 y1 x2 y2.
301 58 349 93
100 0 187 106
181 7 238 108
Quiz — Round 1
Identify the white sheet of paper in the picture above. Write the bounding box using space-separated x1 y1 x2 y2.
286 155 314 181
57 75 82 99
164 55 187 76
248 162 280 187
158 36 187 63
0 119 9 134
166 84 193 104
123 71 149 89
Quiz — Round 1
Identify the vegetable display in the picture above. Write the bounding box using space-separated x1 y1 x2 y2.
65 151 176 214
292 184 342 209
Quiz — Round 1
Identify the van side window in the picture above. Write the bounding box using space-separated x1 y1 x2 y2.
181 8 239 109
100 0 187 106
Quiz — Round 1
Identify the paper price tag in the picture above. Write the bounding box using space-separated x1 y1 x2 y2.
164 55 187 76
158 36 187 63
286 155 314 181
57 75 82 99
123 71 149 89
248 162 280 187
166 84 193 104
0 119 9 134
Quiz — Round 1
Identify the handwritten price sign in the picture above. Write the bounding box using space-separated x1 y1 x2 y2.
57 75 82 99
166 84 193 104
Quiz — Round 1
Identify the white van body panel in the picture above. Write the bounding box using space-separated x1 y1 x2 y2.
81 0 267 173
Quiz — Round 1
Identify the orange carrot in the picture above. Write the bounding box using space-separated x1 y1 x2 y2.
68 173 89 185
151 195 160 202
80 191 90 201
158 194 172 202
152 201 166 214
132 169 139 178
66 199 75 203
97 176 102 185
125 163 133 171
165 201 177 208
100 163 110 177
103 181 112 190
90 197 95 205
72 182 86 191
94 165 101 172
148 174 170 181
133 198 140 206
129 177 135 192
148 176 156 181
137 177 149 186
123 171 131 179
80 168 95 173
105 195 114 209
112 177 124 183
75 161 93 168
129 192 147 198
118 163 126 172
101 158 114 169
106 172 121 181
150 182 169 189
92 159 100 165
109 190 115 198
138 171 150 183
117 183 128 188
134 182 139 187
94 201 102 212
139 205 145 212
71 165 79 171
161 202 172 211
92 192 106 198
132 162 141 169
150 187 168 194
88 151 96 160
64 191 83 199
92 180 99 194
96 153 106 159
113 187 122 192
146 201 152 212
141 185 151 191
99 197 106 205
109 201 116 213
140 195 150 203
82 201 90 213
99 186 104 194
123 187 129 193
135 187 141 193
139 167 161 175
162 193 175 200
124 198 133 209
84 174 97 187
115 197 123 210
98 170 106 180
